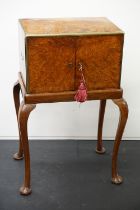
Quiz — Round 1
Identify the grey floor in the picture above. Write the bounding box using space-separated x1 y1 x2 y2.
0 140 139 210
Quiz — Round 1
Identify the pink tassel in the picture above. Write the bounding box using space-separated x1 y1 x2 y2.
74 63 88 103
74 80 87 103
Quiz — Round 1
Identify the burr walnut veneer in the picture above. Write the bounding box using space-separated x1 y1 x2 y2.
13 18 128 195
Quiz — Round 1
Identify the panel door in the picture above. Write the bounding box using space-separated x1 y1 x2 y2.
26 36 76 94
75 35 124 91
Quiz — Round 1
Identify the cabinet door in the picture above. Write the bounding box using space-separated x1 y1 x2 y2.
75 35 124 90
26 37 75 93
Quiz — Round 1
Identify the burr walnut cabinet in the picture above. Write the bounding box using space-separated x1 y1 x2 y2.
13 17 128 195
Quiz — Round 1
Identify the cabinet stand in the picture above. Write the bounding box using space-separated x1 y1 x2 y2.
13 73 128 195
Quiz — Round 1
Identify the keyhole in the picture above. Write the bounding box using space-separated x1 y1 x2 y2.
67 62 73 69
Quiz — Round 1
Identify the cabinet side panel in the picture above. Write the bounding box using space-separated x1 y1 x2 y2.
26 37 76 94
75 34 124 90
18 23 27 87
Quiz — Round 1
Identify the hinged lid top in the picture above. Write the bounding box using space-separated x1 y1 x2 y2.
19 17 123 36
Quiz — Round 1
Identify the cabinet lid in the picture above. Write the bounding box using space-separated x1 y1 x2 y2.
19 17 124 37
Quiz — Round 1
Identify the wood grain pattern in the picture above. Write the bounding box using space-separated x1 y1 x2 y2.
75 34 124 90
25 34 123 94
26 36 75 93
19 17 123 36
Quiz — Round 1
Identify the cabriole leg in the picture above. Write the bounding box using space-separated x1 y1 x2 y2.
13 81 24 160
96 100 106 154
18 101 36 195
112 98 128 184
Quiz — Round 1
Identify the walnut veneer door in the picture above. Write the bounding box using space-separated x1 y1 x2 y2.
75 35 124 90
26 37 76 94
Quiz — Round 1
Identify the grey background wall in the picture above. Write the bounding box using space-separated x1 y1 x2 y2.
0 0 139 140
